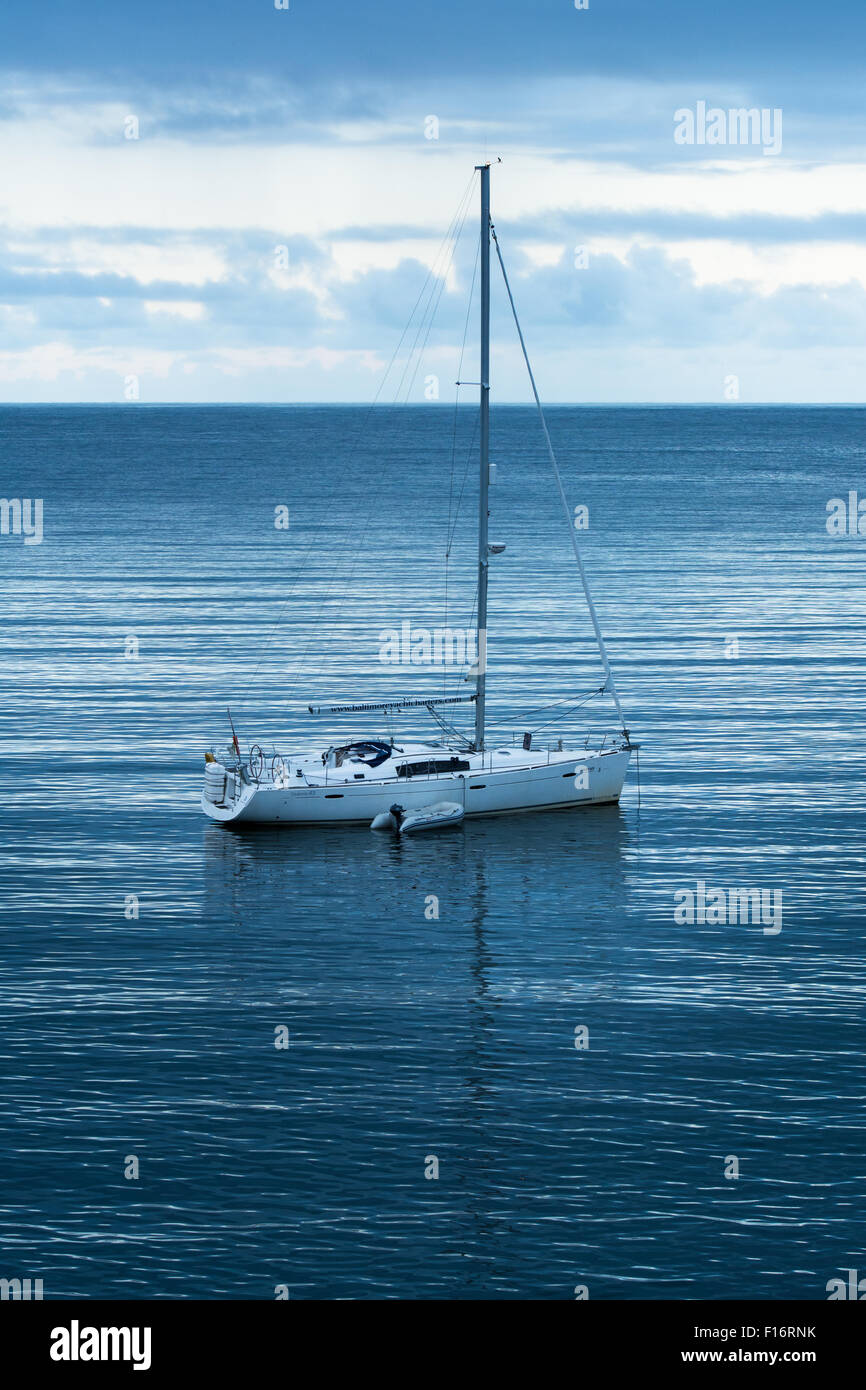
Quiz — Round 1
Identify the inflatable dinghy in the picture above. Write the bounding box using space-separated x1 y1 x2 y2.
371 801 464 834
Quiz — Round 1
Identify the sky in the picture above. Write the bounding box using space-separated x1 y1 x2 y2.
1 0 865 402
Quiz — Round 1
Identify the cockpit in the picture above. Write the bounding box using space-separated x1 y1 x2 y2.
322 740 395 770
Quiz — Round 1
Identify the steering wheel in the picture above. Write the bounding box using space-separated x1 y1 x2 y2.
249 745 264 782
271 754 286 783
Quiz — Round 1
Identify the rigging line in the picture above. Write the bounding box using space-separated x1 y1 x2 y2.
311 183 475 599
238 175 475 695
443 258 482 694
491 221 630 739
444 222 480 694
505 688 605 721
443 407 480 590
393 185 477 407
445 229 481 558
442 579 479 696
447 231 481 527
391 177 477 404
482 686 606 739
402 258 459 404
282 177 479 708
526 687 605 735
401 212 474 406
446 404 479 556
445 406 458 638
234 172 478 719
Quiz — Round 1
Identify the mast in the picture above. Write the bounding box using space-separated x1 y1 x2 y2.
474 162 491 753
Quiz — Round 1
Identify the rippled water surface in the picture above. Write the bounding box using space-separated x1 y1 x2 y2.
1 404 864 1299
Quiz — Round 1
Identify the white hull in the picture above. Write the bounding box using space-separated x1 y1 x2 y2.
202 743 630 826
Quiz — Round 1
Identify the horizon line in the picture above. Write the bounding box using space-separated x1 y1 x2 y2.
1 400 865 409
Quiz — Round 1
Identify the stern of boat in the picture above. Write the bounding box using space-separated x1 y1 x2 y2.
201 758 257 823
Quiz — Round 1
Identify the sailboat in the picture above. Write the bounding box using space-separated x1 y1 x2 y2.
201 164 634 827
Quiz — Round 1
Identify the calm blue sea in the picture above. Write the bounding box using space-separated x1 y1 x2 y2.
1 404 864 1300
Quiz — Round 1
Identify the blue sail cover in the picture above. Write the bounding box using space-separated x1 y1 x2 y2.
333 741 392 768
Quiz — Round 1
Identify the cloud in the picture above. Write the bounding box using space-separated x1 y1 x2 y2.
1 36 865 401
1 220 864 404
2 1 865 89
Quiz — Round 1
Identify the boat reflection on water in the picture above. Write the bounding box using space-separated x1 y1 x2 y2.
199 805 634 1297
202 804 633 1005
